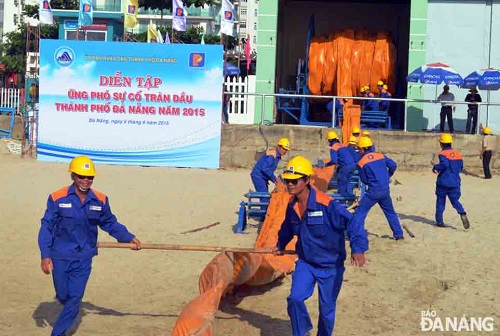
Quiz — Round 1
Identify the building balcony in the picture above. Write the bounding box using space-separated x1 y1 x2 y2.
138 5 214 17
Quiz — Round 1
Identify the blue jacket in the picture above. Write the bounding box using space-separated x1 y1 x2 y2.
250 148 281 183
38 185 135 260
277 186 368 268
347 146 361 164
357 149 397 198
433 148 463 188
379 91 392 111
326 141 355 167
362 93 379 111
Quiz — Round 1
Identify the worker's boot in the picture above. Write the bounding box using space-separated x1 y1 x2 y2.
460 213 470 229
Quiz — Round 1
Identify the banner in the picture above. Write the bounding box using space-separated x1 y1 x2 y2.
78 0 93 27
39 0 54 25
172 0 187 32
220 0 235 36
38 40 224 168
124 0 139 29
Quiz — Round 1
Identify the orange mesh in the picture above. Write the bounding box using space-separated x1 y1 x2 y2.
342 104 362 144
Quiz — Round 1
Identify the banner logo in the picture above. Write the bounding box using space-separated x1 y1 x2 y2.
189 53 205 68
54 47 75 67
43 0 50 9
224 11 233 20
127 5 136 14
83 4 92 13
176 8 184 16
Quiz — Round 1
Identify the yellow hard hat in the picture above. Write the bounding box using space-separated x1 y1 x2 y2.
360 86 367 93
483 127 491 135
327 131 339 141
68 155 96 176
277 137 291 151
348 135 357 145
383 84 388 90
362 130 371 136
352 126 361 134
282 156 314 180
358 136 373 148
439 133 453 144
377 80 384 86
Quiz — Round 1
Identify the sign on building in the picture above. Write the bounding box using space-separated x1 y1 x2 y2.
38 39 224 168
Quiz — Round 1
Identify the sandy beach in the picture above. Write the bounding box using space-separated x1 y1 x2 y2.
0 143 499 336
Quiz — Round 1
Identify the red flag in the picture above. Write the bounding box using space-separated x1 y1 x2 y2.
245 35 251 73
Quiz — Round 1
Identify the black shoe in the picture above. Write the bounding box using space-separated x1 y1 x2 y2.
460 214 470 229
394 236 405 240
436 222 445 227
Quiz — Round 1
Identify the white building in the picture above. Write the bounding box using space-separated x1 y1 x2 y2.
1 0 38 41
131 5 219 36
237 0 259 52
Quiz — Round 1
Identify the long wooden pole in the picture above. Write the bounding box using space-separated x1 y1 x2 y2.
97 242 296 255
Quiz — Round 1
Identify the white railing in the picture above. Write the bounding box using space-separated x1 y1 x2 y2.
0 88 23 112
224 75 256 124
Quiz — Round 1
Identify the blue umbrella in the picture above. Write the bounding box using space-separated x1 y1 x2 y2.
407 62 464 131
462 68 500 127
407 62 464 85
462 68 500 90
224 63 240 76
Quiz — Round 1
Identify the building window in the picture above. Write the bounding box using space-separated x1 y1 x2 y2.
254 9 258 17
240 8 247 16
240 22 246 28
253 36 257 43
253 23 257 30
66 30 106 41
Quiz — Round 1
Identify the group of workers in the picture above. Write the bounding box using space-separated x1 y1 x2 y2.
326 80 393 119
360 80 392 111
251 125 482 336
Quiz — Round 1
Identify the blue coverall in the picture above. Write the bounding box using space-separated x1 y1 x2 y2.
326 99 343 119
355 149 404 239
38 185 135 336
326 141 356 197
277 186 368 336
379 91 392 111
433 147 466 224
250 148 281 192
347 146 361 164
362 93 379 111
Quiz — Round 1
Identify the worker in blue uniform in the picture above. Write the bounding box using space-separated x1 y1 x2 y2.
355 137 404 239
377 82 392 111
250 137 290 192
273 156 368 336
325 131 356 197
360 86 379 111
326 98 348 125
347 135 361 164
433 134 470 228
38 156 141 336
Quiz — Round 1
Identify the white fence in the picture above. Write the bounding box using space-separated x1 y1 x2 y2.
224 75 256 124
0 88 23 112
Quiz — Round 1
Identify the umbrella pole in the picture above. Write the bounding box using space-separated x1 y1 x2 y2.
486 91 490 126
433 85 438 132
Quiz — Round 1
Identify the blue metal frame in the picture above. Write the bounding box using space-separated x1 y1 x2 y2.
0 108 16 139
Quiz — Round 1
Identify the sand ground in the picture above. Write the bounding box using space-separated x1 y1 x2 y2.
0 142 499 336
